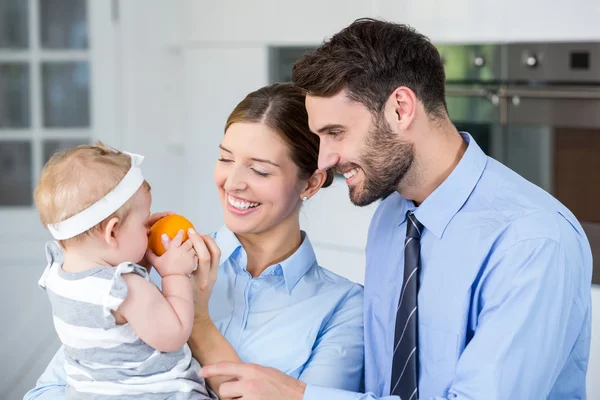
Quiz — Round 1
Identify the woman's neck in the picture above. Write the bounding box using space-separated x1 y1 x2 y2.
236 219 302 278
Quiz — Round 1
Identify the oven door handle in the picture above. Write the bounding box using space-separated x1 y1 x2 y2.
505 88 600 100
445 87 500 105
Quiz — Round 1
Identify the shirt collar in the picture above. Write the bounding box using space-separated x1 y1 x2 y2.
214 226 317 294
279 232 317 294
399 132 487 238
214 225 243 265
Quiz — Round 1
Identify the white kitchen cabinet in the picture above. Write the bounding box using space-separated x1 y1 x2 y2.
312 242 366 285
183 0 374 45
181 47 269 232
502 0 600 41
300 177 377 250
379 0 509 42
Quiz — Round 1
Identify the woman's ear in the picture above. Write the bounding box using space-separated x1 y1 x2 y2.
103 217 120 247
300 169 327 202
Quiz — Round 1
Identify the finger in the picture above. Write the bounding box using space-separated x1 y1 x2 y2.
199 362 252 380
217 379 246 399
201 235 221 280
161 234 171 249
188 231 211 289
169 229 184 248
145 248 160 267
181 239 194 251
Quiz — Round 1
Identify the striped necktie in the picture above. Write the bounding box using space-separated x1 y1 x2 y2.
390 211 423 400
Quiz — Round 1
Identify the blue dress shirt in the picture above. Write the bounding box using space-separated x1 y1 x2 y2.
25 227 364 399
305 132 592 399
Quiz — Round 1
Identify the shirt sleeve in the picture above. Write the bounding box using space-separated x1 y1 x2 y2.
305 238 588 400
299 284 365 392
447 237 587 399
23 346 67 399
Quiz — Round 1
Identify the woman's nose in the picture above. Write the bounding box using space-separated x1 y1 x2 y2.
223 168 248 192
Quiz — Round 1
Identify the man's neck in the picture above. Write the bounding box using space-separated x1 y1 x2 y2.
398 121 467 205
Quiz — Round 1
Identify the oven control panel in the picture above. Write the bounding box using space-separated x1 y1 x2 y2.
507 42 600 83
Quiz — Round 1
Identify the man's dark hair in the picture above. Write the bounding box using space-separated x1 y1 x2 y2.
292 18 447 119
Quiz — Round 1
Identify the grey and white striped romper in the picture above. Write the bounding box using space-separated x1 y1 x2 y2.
38 241 212 399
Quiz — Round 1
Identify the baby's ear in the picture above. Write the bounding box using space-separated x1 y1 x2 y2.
103 217 120 247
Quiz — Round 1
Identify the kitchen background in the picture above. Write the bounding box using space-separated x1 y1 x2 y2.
1 0 598 398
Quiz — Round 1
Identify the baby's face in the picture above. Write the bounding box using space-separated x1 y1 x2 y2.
115 189 152 264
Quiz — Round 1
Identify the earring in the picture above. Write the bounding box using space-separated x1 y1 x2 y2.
302 196 308 202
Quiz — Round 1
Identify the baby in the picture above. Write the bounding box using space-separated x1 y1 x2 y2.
34 143 211 399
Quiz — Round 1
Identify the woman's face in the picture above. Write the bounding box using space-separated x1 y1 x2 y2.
214 122 305 235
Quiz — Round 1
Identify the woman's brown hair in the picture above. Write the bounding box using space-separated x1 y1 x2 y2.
225 82 335 188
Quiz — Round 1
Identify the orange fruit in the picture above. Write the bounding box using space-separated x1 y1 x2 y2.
148 214 195 256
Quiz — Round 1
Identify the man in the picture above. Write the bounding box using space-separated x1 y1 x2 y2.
201 18 593 399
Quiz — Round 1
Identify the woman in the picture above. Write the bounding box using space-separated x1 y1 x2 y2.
25 83 364 399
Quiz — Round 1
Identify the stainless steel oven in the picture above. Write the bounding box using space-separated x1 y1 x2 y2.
438 44 505 164
271 42 600 284
440 42 600 284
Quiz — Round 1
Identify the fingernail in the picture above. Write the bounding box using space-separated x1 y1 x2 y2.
189 228 196 235
161 234 169 241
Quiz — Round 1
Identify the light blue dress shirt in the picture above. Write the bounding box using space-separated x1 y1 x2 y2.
305 132 592 400
25 227 364 399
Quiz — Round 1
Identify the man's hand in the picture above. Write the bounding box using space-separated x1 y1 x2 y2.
200 362 306 400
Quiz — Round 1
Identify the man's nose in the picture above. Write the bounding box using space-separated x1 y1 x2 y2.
318 150 340 172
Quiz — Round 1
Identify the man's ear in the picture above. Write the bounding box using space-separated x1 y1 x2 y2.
386 86 417 132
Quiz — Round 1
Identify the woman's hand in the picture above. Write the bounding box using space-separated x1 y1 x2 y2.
188 230 221 325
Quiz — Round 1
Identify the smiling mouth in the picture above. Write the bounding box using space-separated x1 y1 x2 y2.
342 167 360 179
227 194 261 210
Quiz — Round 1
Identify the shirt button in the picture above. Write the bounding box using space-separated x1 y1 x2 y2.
252 282 259 288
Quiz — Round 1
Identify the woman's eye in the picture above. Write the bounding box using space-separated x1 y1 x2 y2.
252 169 270 177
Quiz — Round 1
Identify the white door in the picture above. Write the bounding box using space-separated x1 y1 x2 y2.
0 0 119 398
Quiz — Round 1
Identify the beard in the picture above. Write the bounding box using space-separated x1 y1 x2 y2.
345 113 415 207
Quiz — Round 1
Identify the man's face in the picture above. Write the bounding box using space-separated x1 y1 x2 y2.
306 90 414 206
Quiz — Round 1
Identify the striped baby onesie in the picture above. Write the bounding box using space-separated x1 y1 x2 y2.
38 241 212 399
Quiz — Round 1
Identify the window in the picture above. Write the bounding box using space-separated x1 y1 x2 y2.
0 0 90 207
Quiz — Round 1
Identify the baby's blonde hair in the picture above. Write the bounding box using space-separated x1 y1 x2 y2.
34 142 151 248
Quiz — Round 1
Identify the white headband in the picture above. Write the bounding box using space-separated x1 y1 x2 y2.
47 152 145 240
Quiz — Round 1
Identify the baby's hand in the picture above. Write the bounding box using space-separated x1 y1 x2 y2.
146 230 197 277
